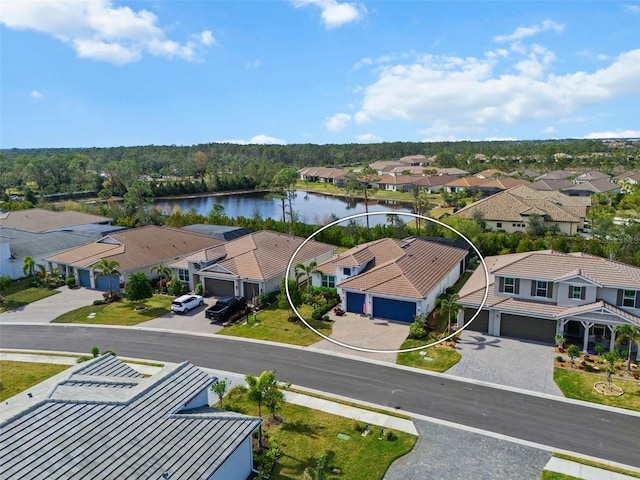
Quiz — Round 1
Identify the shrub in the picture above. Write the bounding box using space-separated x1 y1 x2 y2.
409 320 428 339
101 349 117 357
194 282 204 296
102 291 122 302
76 355 92 363
555 355 564 362
322 315 330 322
386 430 397 441
91 346 100 358
258 291 279 309
311 298 339 320
93 299 107 306
167 279 187 297
65 277 76 288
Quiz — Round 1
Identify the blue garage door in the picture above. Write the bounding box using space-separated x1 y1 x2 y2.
95 274 121 293
373 297 416 323
78 269 91 288
346 292 366 314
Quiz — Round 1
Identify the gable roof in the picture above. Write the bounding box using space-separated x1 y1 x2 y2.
322 238 468 300
0 355 260 479
455 185 587 223
182 224 253 241
0 228 101 260
561 179 621 194
197 230 335 281
529 179 574 191
0 208 111 233
613 171 640 183
45 225 220 271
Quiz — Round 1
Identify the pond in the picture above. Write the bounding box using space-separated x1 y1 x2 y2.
153 190 413 226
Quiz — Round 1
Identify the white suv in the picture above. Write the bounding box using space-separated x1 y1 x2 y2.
171 294 204 314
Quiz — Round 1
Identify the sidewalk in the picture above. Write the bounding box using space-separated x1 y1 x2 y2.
544 457 640 480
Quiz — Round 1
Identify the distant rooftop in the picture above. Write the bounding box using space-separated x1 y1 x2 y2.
182 224 253 241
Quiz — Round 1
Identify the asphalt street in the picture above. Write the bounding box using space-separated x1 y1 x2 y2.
2 324 639 468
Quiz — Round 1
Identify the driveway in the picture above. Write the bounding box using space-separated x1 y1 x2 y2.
447 331 562 396
0 287 103 323
137 300 223 335
308 312 409 363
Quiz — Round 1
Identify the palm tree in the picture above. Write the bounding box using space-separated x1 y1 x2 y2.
246 370 279 447
438 293 462 336
151 263 172 293
22 256 36 281
93 258 121 300
615 324 640 371
294 261 317 293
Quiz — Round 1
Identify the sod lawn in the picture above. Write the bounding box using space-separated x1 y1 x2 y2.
0 360 69 401
0 278 60 313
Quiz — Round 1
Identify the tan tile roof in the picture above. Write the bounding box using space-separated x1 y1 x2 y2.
411 175 456 187
316 238 405 271
0 209 111 233
436 168 469 176
200 230 335 281
613 171 640 182
455 185 584 223
562 179 620 193
476 169 508 178
445 176 486 188
299 167 346 179
337 238 468 299
46 226 220 272
376 175 415 185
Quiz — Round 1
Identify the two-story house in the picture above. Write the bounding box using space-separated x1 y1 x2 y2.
313 237 469 323
457 250 640 357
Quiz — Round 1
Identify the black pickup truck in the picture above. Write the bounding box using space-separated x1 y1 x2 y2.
205 296 247 322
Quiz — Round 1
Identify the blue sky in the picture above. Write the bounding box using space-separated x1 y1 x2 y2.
1 1 639 148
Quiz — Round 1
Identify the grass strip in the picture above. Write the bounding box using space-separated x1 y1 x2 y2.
0 360 69 401
552 453 640 478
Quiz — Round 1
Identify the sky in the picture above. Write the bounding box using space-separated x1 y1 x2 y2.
1 0 639 149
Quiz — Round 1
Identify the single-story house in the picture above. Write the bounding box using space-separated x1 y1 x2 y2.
373 175 415 192
299 167 347 185
561 179 621 196
411 175 457 193
574 171 611 183
0 354 260 479
534 170 572 181
455 185 590 235
174 230 335 301
457 250 640 357
45 225 219 292
313 237 469 323
529 179 574 191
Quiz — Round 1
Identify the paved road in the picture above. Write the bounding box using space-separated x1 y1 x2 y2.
2 324 639 468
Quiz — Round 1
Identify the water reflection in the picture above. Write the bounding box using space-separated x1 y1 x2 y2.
153 190 412 226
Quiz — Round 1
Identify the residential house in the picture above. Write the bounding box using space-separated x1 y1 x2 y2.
0 354 260 479
182 224 253 241
435 167 469 177
175 230 335 301
534 170 572 181
313 237 469 322
574 171 611 183
457 250 640 357
0 208 119 279
299 167 347 185
454 185 590 235
475 169 508 179
529 179 574 191
411 175 457 193
374 175 415 192
613 171 640 193
45 225 218 292
444 176 486 193
561 179 621 196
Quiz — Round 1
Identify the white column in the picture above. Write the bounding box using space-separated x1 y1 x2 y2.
609 326 616 352
581 321 592 352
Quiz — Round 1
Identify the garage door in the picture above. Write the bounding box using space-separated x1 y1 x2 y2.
463 308 489 332
373 297 416 323
95 274 120 292
500 314 556 344
204 278 235 297
78 269 91 288
346 292 366 314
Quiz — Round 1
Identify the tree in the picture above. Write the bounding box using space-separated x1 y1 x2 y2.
278 278 303 319
294 261 317 293
344 167 380 230
246 370 281 446
566 344 580 368
526 213 547 236
22 256 36 281
438 293 462 335
151 264 172 293
0 274 11 304
211 378 230 408
271 167 299 231
614 324 640 371
125 272 153 304
93 259 121 300
193 151 209 179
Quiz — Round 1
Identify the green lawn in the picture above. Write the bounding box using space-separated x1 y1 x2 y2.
539 472 581 480
51 295 173 326
0 278 60 313
0 360 69 401
396 339 461 372
225 391 416 480
552 454 640 479
553 368 640 412
217 304 332 346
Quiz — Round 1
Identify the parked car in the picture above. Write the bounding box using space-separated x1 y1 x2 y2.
205 296 247 323
171 294 204 314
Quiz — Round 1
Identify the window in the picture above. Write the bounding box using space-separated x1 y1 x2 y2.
343 267 351 276
570 286 585 300
496 222 502 228
504 277 515 293
322 275 335 288
177 269 189 282
536 281 548 297
623 289 636 307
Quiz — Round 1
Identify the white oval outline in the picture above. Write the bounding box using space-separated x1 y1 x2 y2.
285 211 489 354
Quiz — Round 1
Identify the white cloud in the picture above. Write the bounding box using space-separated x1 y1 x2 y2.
246 59 261 69
31 90 44 99
494 19 564 43
217 135 287 145
291 0 365 28
324 113 351 131
542 126 557 134
355 133 381 142
0 0 215 65
623 4 640 14
349 47 640 139
584 129 640 139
